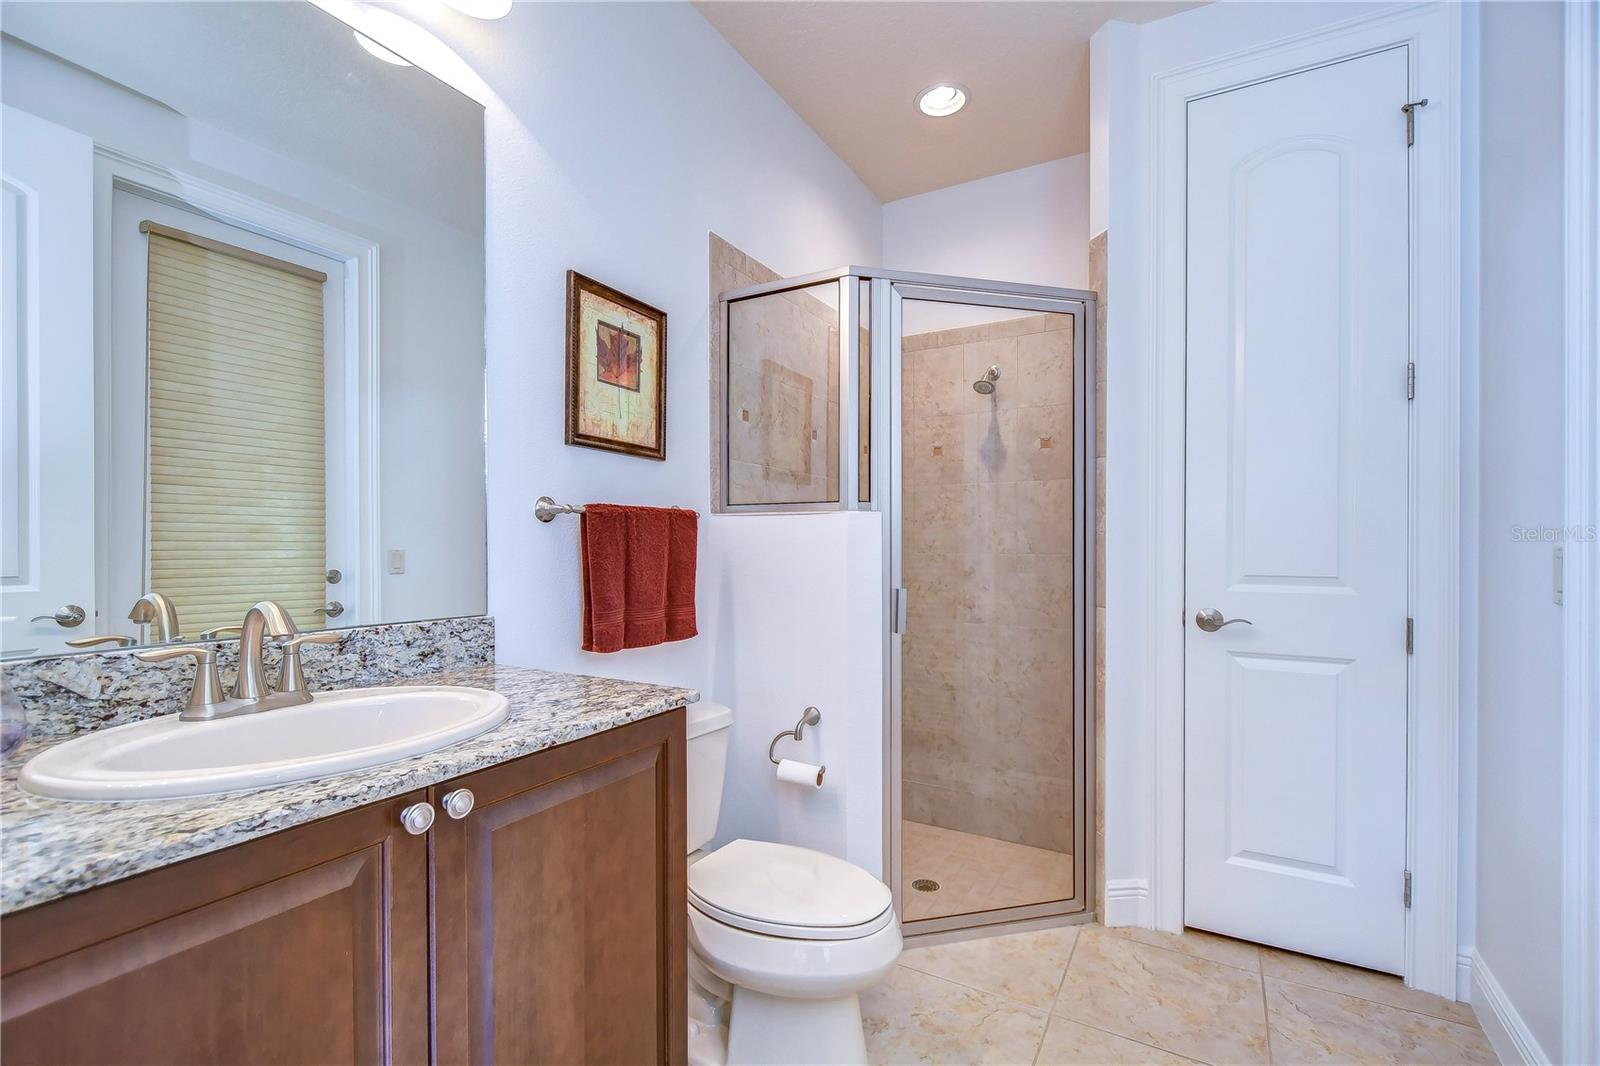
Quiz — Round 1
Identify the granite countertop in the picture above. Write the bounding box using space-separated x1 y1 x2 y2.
1 665 699 914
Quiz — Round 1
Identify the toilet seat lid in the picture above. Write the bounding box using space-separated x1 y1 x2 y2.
688 839 893 940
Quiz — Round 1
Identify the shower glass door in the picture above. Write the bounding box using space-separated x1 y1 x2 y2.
886 280 1093 934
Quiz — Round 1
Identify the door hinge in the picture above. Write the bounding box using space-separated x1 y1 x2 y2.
1403 870 1413 908
1406 617 1414 654
1407 361 1416 400
892 587 909 634
1402 98 1429 147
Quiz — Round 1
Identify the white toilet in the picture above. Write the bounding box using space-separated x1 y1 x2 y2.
685 701 901 1066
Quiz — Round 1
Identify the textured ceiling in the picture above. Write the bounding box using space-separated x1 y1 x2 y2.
696 1 1204 201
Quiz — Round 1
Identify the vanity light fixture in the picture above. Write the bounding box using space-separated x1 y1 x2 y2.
916 83 968 118
354 30 412 66
442 0 512 18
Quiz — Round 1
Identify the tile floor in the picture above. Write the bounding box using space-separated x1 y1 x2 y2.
860 923 1497 1065
902 820 1075 922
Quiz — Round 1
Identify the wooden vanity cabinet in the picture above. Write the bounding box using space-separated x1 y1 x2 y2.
1 709 687 1066
0 789 433 1064
431 708 687 1066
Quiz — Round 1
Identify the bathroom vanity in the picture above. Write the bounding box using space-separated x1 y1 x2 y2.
0 665 694 1065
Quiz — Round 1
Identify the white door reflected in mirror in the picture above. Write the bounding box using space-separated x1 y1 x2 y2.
0 2 488 659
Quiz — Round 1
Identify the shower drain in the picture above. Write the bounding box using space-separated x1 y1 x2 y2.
910 878 940 893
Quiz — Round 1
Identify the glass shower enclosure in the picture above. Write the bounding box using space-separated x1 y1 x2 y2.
716 268 1096 936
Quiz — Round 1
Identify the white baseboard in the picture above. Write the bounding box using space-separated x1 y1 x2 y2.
1102 878 1151 927
1471 950 1551 1065
1457 951 1474 1004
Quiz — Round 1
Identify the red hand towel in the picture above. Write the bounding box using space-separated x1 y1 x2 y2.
580 503 699 653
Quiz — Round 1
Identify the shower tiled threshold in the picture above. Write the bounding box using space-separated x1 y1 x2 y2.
861 924 1495 1065
902 821 1074 922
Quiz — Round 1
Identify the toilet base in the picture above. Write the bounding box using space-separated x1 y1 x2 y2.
726 986 869 1066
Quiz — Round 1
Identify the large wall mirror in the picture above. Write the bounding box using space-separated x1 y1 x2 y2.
1 2 487 659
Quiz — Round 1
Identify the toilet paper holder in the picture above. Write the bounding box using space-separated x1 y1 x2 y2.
768 706 822 765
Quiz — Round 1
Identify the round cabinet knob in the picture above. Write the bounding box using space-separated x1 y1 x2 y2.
441 788 475 819
400 801 436 835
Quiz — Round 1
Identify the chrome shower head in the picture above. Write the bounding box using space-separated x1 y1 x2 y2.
972 365 1001 395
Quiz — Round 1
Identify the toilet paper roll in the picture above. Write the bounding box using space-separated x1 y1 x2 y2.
776 758 825 789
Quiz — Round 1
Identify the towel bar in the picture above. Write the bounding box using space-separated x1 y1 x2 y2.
534 496 584 523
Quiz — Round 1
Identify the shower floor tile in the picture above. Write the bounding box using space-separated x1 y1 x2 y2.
901 820 1074 922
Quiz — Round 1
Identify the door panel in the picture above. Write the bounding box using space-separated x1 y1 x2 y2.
1184 47 1411 973
887 283 1093 933
0 106 95 656
0 792 430 1065
431 711 687 1066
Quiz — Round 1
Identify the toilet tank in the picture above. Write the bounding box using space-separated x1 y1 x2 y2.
685 700 733 854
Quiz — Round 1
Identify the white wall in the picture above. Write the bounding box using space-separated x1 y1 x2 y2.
1473 1 1567 1056
882 155 1089 289
408 3 889 868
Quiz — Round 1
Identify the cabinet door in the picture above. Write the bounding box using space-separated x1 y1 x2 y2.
1 792 431 1065
432 710 686 1066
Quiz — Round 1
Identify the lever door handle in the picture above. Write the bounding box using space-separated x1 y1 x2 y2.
32 604 86 628
1195 608 1253 633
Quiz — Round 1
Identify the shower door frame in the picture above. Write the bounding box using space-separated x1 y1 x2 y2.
882 275 1097 938
714 267 1097 936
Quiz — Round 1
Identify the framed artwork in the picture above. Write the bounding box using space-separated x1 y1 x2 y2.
565 270 667 460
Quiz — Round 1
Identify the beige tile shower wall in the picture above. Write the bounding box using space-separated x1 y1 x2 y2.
709 234 775 508
900 314 1076 854
713 245 841 506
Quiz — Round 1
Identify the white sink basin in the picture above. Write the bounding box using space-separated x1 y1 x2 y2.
19 685 510 801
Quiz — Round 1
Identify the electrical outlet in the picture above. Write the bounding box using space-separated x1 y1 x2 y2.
387 549 406 576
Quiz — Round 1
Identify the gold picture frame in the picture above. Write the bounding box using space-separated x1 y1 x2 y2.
564 270 667 460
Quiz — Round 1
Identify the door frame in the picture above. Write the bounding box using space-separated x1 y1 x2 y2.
1561 1 1600 1060
1140 4 1463 996
90 146 383 632
103 186 350 641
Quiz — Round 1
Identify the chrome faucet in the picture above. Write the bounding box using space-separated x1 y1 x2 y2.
128 592 181 644
234 600 298 701
137 600 342 721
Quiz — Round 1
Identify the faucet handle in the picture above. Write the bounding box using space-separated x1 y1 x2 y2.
274 630 343 697
65 634 137 649
135 645 228 715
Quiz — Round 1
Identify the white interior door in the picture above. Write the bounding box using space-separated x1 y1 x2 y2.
1 106 96 656
1183 47 1412 973
105 189 350 638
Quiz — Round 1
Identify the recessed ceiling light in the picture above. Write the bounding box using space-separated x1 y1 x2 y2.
354 30 412 66
916 83 968 118
442 0 512 18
